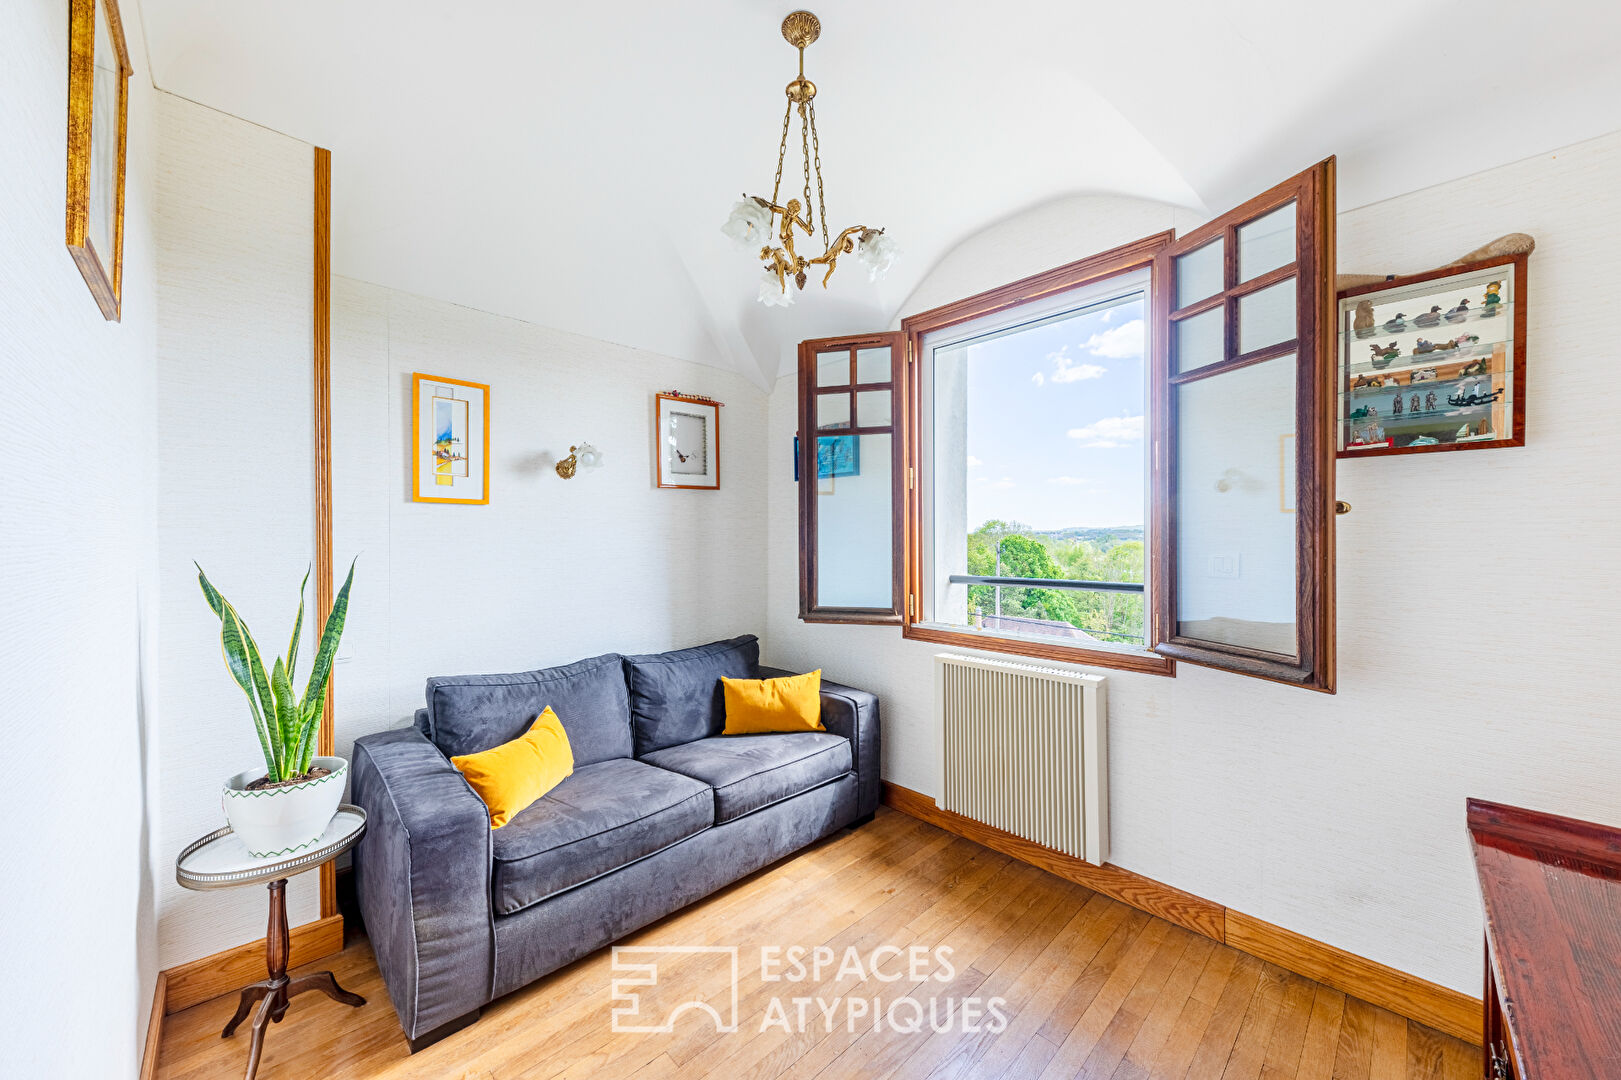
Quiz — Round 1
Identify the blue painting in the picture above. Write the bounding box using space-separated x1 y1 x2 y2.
817 434 860 478
794 434 862 480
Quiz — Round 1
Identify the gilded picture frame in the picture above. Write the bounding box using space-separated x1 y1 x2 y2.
65 0 133 321
411 373 491 504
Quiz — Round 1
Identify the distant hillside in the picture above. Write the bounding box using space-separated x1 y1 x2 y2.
1033 526 1143 546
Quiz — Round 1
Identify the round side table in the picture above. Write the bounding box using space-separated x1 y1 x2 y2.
176 805 368 1080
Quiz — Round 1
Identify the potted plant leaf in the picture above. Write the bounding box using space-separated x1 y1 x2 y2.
198 560 356 858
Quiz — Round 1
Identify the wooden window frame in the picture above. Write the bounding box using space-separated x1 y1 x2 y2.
898 233 1176 676
797 332 906 624
1151 159 1337 692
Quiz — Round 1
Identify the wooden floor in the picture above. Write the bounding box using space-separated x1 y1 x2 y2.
157 808 1480 1080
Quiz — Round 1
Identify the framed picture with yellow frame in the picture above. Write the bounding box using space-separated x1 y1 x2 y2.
412 373 489 504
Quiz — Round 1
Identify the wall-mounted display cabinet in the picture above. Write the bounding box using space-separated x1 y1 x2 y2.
1337 253 1527 456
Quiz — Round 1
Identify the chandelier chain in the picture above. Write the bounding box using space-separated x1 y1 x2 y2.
809 102 827 253
770 98 793 209
799 103 815 238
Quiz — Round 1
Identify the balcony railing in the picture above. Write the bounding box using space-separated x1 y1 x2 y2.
947 574 1143 594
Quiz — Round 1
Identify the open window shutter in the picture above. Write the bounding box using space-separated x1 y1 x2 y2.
1151 158 1337 691
797 332 905 623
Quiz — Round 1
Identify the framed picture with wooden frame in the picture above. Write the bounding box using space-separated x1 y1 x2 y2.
412 373 490 504
656 392 722 490
65 0 133 321
1337 252 1527 457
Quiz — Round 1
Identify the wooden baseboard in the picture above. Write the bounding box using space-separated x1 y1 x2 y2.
1224 910 1480 1044
880 781 1482 1044
163 913 344 1014
139 972 167 1080
882 781 1226 941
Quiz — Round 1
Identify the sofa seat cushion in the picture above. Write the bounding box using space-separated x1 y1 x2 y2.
640 733 852 825
491 758 712 915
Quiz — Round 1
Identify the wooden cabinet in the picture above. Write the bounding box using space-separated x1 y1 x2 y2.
1469 798 1621 1078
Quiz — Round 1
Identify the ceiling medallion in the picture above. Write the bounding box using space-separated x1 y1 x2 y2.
721 10 896 307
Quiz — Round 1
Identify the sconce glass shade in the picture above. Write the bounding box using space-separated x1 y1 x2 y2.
575 443 603 469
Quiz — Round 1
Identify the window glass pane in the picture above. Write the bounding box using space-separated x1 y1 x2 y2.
856 347 891 385
816 433 892 607
855 390 891 428
1237 201 1295 282
1175 356 1298 656
1238 277 1296 354
1175 239 1223 309
816 350 849 387
926 287 1148 649
1174 306 1224 373
816 391 850 430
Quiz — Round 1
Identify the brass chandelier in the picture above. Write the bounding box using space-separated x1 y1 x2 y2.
722 10 896 306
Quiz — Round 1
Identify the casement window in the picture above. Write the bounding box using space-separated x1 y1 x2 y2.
796 333 905 623
796 159 1338 691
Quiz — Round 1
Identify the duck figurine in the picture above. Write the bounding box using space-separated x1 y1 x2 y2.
1382 312 1408 334
1444 298 1471 323
1413 305 1443 328
1479 281 1502 317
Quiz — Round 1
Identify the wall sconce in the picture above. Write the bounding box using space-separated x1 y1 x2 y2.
555 443 603 479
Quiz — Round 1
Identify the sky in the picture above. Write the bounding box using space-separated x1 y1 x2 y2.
950 295 1146 531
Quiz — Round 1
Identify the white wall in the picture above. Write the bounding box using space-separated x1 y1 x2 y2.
151 91 320 968
0 1 161 1075
765 143 1621 996
328 280 770 756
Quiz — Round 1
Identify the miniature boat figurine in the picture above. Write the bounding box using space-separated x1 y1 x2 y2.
1382 312 1408 333
1444 299 1471 323
1413 305 1443 328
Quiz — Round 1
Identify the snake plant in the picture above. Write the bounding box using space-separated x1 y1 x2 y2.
197 560 356 783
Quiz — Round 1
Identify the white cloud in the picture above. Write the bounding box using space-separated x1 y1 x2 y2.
1046 476 1090 486
991 477 1015 489
1043 346 1106 385
966 455 982 467
1030 371 1045 387
1082 319 1144 360
1067 415 1144 448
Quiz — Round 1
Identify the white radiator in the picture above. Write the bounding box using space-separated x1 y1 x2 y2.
934 653 1109 865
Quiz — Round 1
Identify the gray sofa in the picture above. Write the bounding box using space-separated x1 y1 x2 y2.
350 634 880 1050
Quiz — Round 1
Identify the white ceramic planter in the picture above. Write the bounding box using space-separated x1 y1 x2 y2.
221 756 347 858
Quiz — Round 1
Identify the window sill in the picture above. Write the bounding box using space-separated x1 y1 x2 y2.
903 621 1174 677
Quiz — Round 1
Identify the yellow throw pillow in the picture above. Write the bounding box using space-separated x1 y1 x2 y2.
721 670 825 735
451 707 574 829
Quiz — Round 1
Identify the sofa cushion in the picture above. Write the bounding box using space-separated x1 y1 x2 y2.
491 758 712 915
624 635 760 755
640 733 851 825
425 653 633 765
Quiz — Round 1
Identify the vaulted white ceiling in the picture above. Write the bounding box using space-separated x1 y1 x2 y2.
138 0 1621 388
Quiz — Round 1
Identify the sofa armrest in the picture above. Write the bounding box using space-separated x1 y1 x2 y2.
758 666 881 816
352 728 493 1039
